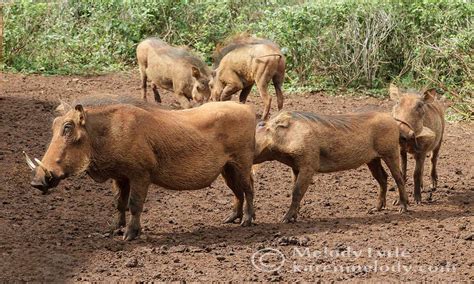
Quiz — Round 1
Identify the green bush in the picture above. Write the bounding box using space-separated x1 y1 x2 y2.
2 0 473 118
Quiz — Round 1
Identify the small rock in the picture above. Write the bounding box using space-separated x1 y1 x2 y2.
216 256 226 261
458 224 466 231
169 245 188 253
463 234 473 241
437 224 444 229
125 257 138 268
335 243 347 252
455 169 463 175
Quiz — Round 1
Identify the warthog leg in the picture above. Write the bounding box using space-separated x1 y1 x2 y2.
272 75 284 111
413 153 426 204
140 66 147 101
241 172 255 227
256 81 272 121
427 145 441 201
239 85 253 104
222 163 255 226
124 179 149 241
401 149 408 183
111 178 130 234
221 84 241 102
222 164 244 224
367 158 388 212
282 168 314 223
382 154 409 213
152 83 161 103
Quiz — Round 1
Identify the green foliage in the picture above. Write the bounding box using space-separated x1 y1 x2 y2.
2 0 473 119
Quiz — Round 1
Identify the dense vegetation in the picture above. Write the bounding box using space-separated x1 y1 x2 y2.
2 0 472 119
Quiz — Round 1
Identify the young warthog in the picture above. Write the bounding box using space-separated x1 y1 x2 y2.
210 35 285 120
389 84 445 203
25 101 256 240
137 37 212 107
254 111 408 223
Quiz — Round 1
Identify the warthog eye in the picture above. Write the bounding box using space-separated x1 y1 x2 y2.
62 122 74 136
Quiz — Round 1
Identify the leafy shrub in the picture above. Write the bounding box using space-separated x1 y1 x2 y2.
2 0 472 118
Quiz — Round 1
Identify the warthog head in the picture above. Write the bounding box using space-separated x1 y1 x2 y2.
191 66 212 104
209 70 223 102
389 84 438 139
254 113 292 161
25 104 92 193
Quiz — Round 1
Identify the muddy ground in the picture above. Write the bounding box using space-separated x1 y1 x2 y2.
0 72 472 282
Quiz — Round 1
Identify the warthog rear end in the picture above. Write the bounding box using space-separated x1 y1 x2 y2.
26 101 256 240
210 35 285 120
254 111 408 222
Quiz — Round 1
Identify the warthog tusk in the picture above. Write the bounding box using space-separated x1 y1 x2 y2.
33 158 52 178
23 151 36 170
34 158 46 169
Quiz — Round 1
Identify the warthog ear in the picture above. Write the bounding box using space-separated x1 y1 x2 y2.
191 66 200 78
422 88 437 104
273 113 291 128
55 99 72 115
389 83 401 101
75 104 86 126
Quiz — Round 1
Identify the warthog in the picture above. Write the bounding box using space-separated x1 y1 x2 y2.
25 100 256 240
253 111 408 223
137 37 212 108
389 84 445 203
210 35 285 120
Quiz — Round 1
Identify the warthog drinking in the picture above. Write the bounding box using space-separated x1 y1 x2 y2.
210 35 285 120
389 84 445 203
137 37 212 108
26 100 256 240
254 111 408 223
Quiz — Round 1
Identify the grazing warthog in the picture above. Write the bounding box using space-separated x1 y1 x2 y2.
253 111 408 223
137 37 212 108
210 35 285 120
25 101 256 241
389 84 445 203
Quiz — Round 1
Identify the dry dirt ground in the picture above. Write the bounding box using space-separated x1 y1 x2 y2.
0 72 473 282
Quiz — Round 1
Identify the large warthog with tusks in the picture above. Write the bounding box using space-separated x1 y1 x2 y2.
210 35 285 120
137 37 212 108
389 84 445 203
25 100 256 240
253 111 409 223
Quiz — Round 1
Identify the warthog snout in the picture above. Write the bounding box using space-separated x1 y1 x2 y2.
24 151 63 193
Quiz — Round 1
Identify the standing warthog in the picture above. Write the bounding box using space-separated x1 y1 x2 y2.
210 35 285 120
389 84 445 203
137 37 212 108
25 101 256 241
253 111 408 223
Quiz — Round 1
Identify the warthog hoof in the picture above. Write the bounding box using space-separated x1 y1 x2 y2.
367 207 383 214
426 191 434 202
223 212 242 224
240 215 253 227
123 225 141 241
399 205 408 213
414 194 422 204
110 215 126 233
281 211 297 223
